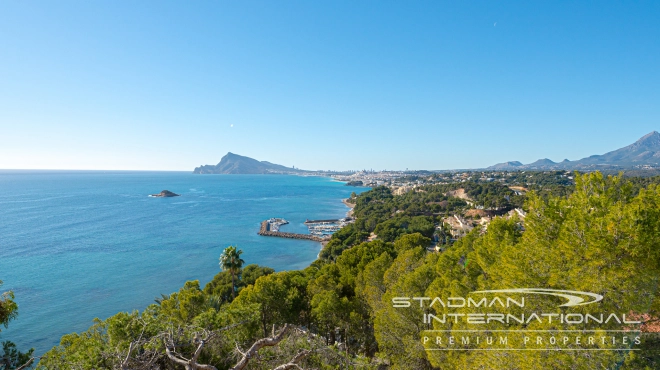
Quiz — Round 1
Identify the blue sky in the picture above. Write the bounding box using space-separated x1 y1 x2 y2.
1 1 659 171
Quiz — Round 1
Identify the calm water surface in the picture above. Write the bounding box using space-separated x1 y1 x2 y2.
0 171 367 355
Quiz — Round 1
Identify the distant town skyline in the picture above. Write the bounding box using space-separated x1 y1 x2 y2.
1 1 659 171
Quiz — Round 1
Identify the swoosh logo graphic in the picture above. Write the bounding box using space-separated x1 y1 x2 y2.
470 288 604 307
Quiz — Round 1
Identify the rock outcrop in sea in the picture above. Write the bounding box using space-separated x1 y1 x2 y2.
150 190 180 197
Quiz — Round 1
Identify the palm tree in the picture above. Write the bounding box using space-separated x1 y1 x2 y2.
219 245 244 299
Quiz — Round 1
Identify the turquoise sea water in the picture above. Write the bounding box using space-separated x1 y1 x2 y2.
0 171 367 356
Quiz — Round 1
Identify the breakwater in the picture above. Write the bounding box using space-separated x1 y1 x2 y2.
258 220 330 242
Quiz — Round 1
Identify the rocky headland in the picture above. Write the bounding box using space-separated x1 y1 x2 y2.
193 152 308 174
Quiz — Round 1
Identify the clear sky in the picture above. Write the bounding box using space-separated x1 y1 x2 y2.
1 1 659 171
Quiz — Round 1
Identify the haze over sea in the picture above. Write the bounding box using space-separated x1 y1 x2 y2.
0 171 366 356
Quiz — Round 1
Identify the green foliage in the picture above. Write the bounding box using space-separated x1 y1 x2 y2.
39 290 260 370
374 249 437 370
0 282 18 330
1 341 34 370
203 270 234 303
0 281 33 370
39 318 113 370
374 215 435 242
203 264 274 304
394 233 432 253
159 280 208 325
319 223 370 261
232 270 312 337
319 180 517 260
219 245 245 299
335 240 396 291
422 172 660 368
241 264 275 287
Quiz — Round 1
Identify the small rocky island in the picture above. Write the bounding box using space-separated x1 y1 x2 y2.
150 190 180 197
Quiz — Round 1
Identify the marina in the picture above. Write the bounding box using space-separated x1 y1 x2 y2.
258 219 330 242
265 218 289 232
304 217 354 236
258 217 355 241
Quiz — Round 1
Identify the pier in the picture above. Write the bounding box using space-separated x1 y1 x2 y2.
258 220 331 242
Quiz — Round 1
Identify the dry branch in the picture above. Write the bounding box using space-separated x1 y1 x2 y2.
229 324 293 370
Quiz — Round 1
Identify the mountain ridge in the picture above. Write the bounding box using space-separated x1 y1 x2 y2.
195 132 660 174
486 131 660 170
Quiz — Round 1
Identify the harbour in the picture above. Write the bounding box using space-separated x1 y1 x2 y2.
258 216 355 241
258 218 331 242
304 217 354 236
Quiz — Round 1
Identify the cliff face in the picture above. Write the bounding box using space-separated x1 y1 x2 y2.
193 153 307 174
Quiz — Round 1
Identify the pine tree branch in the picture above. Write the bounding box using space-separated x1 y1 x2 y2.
164 340 189 368
272 349 312 370
120 341 136 370
230 324 292 370
16 357 35 370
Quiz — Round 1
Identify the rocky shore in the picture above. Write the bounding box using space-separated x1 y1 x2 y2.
342 198 355 216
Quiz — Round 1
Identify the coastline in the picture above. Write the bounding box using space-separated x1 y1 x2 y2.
342 198 355 209
319 198 356 250
342 198 355 217
2 173 355 356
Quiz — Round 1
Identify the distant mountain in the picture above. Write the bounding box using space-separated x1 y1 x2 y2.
486 131 660 170
572 131 660 166
488 161 523 170
525 158 557 169
193 153 307 174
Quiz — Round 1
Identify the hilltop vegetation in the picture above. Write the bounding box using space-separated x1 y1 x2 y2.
5 172 660 369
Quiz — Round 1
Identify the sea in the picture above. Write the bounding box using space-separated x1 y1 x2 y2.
0 171 368 356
